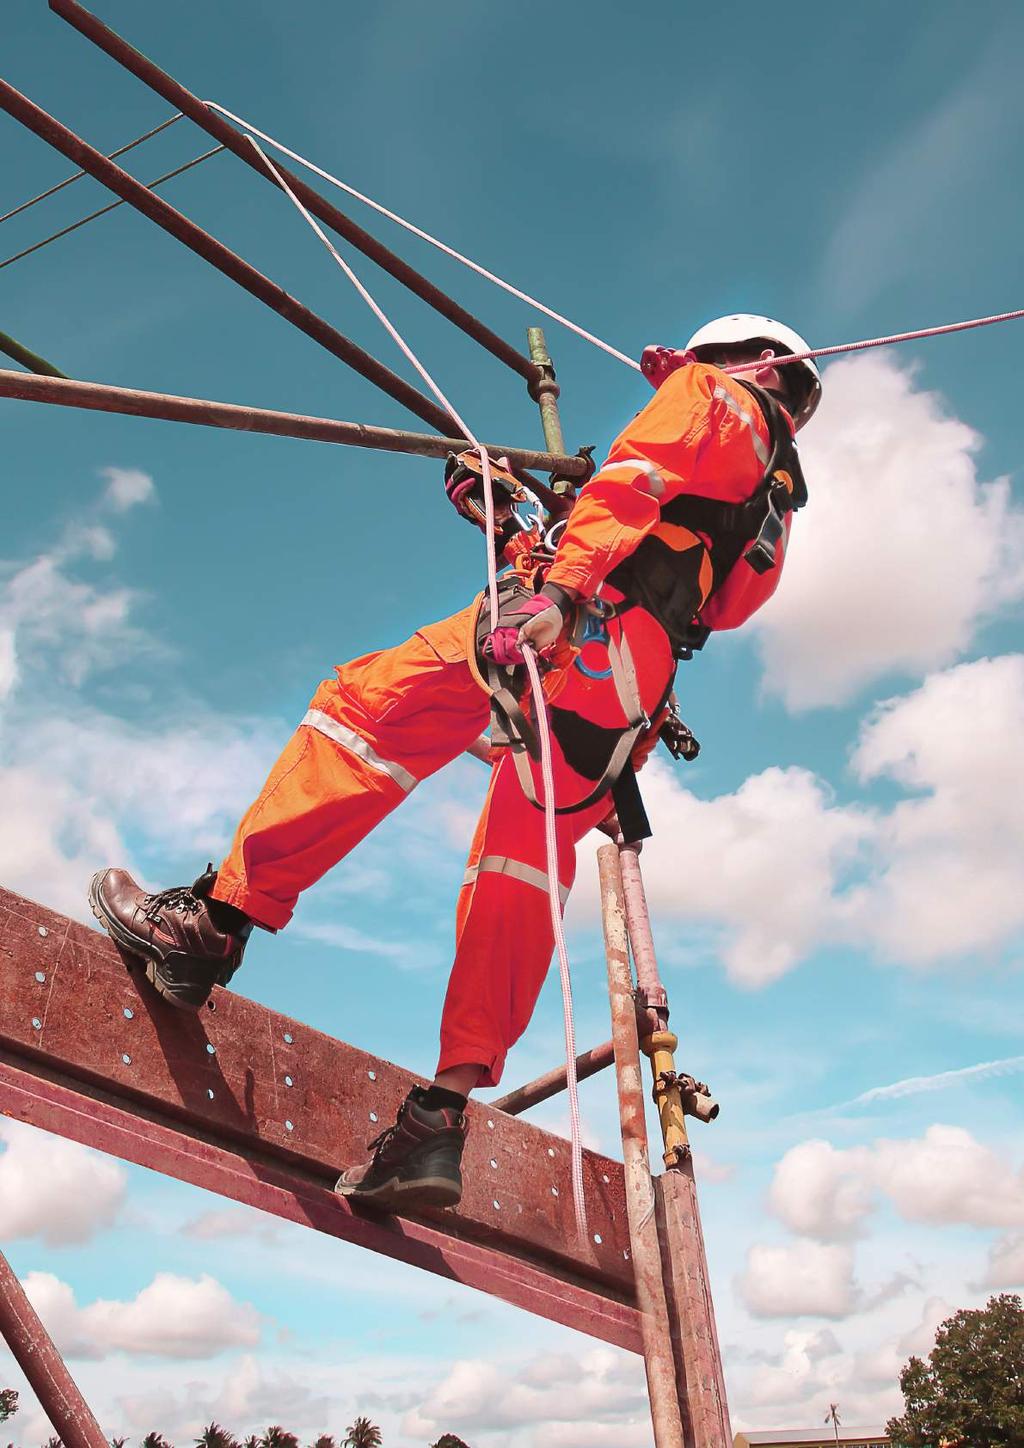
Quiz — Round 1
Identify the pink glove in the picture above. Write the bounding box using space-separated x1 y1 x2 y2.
482 586 572 666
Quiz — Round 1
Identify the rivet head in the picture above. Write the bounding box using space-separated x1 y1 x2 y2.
205 1043 216 1055
37 926 48 938
492 1199 501 1210
123 1007 134 1020
593 1233 603 1245
367 1069 376 1081
489 1158 498 1169
31 1017 42 1031
285 1120 294 1132
34 971 45 984
284 1074 293 1087
122 1053 131 1066
283 1032 294 1044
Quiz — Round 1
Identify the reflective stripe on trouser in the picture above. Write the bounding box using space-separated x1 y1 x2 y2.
213 606 488 929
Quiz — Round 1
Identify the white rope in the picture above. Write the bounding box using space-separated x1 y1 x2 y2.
208 101 640 372
523 646 589 1241
248 129 589 1238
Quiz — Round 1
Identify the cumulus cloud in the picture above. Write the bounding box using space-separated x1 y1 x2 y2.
101 465 156 511
23 1270 261 1360
770 1125 1024 1240
402 1346 648 1441
769 1140 874 1241
979 1233 1024 1288
0 1119 126 1246
0 477 283 917
737 1241 859 1319
854 1295 952 1386
751 354 1024 710
574 758 869 987
845 654 1024 964
181 1207 281 1246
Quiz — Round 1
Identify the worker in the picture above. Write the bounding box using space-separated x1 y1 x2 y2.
89 315 821 1212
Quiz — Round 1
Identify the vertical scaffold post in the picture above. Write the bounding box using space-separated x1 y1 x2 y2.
597 844 687 1448
527 325 577 509
617 843 733 1448
0 1247 108 1448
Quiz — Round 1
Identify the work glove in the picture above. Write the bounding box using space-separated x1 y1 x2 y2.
482 583 575 666
444 451 524 531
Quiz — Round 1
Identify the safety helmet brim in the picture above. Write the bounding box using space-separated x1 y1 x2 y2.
685 314 821 427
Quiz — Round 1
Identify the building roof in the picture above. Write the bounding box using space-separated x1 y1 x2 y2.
736 1432 889 1446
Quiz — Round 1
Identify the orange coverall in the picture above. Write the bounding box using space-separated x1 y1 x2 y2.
212 363 791 1087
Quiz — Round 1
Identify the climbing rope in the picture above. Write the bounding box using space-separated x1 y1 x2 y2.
204 102 1024 385
204 101 639 371
247 134 590 1240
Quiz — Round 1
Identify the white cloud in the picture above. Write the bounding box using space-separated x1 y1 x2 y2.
402 1346 647 1439
737 1241 859 1319
843 1054 1024 1108
846 654 1024 964
23 1269 261 1360
769 1140 874 1242
0 1119 126 1246
747 1327 845 1406
181 1207 281 1246
574 759 869 987
980 1233 1024 1288
770 1125 1024 1240
751 354 1024 710
854 1295 952 1386
101 465 156 511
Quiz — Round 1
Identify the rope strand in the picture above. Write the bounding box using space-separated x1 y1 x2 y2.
207 101 640 371
250 129 588 1237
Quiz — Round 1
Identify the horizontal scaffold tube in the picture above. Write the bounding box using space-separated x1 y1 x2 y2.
49 0 541 387
0 369 592 481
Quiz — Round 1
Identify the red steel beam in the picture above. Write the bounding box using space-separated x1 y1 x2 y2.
0 369 586 492
0 79 460 438
0 886 637 1346
50 0 541 388
0 1247 108 1448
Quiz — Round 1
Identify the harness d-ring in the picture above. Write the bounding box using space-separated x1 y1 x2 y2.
574 609 614 680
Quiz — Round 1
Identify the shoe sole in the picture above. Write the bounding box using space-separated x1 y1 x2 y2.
334 1173 462 1212
87 872 203 1013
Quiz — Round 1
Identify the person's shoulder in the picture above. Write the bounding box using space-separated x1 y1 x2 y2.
656 360 721 408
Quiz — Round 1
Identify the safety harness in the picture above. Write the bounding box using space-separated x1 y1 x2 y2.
608 380 808 658
466 379 804 837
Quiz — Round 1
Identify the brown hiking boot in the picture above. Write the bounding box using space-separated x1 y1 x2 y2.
335 1086 467 1211
88 865 251 1011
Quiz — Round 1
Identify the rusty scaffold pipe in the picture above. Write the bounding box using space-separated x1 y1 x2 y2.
0 78 462 439
598 844 688 1448
492 1039 616 1116
616 843 731 1448
0 1248 109 1448
49 0 541 389
0 370 587 502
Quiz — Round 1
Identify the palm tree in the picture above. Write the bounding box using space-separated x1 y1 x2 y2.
141 1434 172 1448
0 1392 16 1425
42 1438 63 1448
243 1438 260 1448
825 1404 841 1445
310 1438 336 1448
196 1428 238 1448
258 1431 298 1448
110 1439 128 1448
431 1437 471 1448
342 1421 381 1448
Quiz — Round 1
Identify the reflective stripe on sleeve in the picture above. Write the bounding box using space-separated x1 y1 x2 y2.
598 457 666 496
300 709 418 793
462 854 570 906
712 385 770 466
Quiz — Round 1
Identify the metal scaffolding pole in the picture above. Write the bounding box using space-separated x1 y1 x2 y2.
49 0 541 387
0 78 461 437
598 844 687 1448
0 328 65 377
493 1039 616 1116
0 1248 108 1448
0 369 583 501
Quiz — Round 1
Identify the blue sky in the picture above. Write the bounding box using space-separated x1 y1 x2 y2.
2 1 1023 1443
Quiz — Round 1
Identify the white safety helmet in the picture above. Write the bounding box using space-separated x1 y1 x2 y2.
685 314 822 427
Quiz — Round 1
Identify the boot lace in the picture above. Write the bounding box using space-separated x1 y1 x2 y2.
141 884 204 923
365 1099 408 1155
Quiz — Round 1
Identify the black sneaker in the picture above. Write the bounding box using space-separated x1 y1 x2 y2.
335 1086 467 1211
88 865 251 1010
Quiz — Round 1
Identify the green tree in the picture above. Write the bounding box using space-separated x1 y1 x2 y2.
886 1293 1024 1447
242 1438 260 1448
110 1438 128 1448
309 1438 336 1448
430 1436 471 1448
141 1435 173 1448
342 1421 382 1448
196 1427 239 1448
0 1392 17 1424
